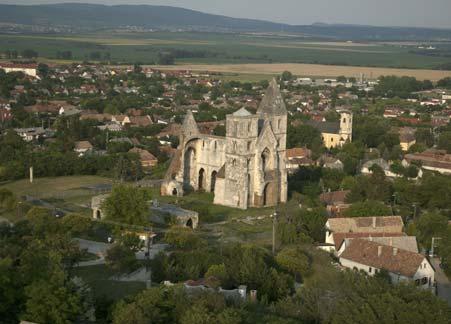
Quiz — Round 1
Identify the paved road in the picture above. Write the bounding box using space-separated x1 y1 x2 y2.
432 258 451 306
74 238 168 267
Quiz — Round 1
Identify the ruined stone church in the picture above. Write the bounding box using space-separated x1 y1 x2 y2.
161 79 288 209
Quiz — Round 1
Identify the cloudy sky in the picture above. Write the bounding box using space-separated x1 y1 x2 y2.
1 0 451 28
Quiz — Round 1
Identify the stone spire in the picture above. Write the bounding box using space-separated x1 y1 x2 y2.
181 110 199 138
257 78 287 116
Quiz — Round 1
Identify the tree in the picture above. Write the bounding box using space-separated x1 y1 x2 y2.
102 185 150 225
343 200 391 217
336 75 347 83
164 226 205 250
438 131 451 153
37 63 49 78
21 49 38 59
23 273 82 324
437 77 451 89
415 212 448 249
105 243 137 273
276 246 311 281
281 71 293 81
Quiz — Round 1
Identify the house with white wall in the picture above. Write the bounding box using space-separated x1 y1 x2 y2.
339 239 435 289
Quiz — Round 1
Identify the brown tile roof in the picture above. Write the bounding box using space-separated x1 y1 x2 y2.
405 151 451 171
327 216 404 234
74 141 93 150
332 232 405 250
320 190 350 206
129 115 152 127
286 147 311 159
340 239 426 277
129 148 157 162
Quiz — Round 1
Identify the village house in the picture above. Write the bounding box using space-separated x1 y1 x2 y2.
74 141 93 156
398 127 416 152
319 155 344 170
339 239 434 289
404 149 451 175
14 127 46 142
285 148 313 173
319 190 351 217
112 115 131 127
129 148 158 168
129 115 153 127
323 216 404 250
0 103 12 123
0 63 38 77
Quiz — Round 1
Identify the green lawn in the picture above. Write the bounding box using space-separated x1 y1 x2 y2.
0 175 113 222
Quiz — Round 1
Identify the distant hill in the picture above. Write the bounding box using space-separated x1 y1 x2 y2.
0 3 451 41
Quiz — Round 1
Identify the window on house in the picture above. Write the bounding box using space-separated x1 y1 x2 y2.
421 277 428 285
331 138 334 142
247 141 251 150
343 118 346 123
277 119 281 130
248 122 251 133
369 267 372 273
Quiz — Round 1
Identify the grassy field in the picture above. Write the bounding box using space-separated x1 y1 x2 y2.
1 31 451 70
154 63 451 81
0 175 113 221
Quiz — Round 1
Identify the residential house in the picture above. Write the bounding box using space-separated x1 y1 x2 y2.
0 63 38 77
319 190 351 217
74 141 93 156
0 104 12 123
339 239 434 289
338 235 418 255
319 156 344 170
285 147 313 173
398 128 416 152
324 216 404 248
112 115 131 127
129 148 158 168
404 149 451 175
14 127 46 142
129 115 153 128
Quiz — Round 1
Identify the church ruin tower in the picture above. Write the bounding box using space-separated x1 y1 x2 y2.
161 79 288 209
255 78 288 205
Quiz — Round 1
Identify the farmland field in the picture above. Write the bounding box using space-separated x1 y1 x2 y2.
1 31 451 71
153 63 451 81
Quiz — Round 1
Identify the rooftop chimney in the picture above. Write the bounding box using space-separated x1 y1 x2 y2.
378 245 383 257
372 217 376 229
393 248 398 256
389 238 393 246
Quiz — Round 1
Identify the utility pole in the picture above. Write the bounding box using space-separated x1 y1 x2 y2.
272 210 278 255
146 227 153 289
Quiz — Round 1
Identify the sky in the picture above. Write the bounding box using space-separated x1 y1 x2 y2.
1 0 451 29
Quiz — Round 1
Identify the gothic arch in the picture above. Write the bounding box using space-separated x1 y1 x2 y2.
263 182 277 206
198 168 206 191
261 148 272 172
211 171 217 193
184 146 197 190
